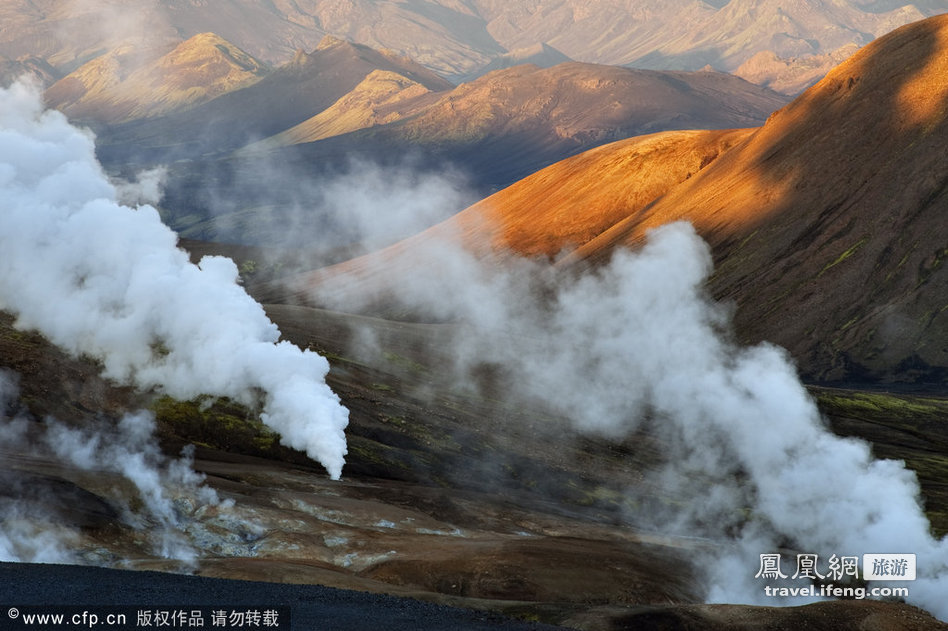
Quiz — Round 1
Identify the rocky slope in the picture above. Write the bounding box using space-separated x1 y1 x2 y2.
3 301 948 629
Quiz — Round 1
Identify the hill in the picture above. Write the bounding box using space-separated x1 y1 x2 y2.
246 69 437 148
283 128 753 267
113 54 786 247
568 13 948 384
362 62 782 146
250 61 786 152
45 33 268 123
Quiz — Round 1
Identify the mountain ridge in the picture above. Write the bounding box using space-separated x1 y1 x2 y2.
0 0 942 86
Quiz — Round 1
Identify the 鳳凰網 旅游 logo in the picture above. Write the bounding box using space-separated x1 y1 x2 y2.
755 552 915 600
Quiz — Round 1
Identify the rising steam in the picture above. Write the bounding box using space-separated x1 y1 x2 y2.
0 79 348 478
310 215 948 616
0 369 229 564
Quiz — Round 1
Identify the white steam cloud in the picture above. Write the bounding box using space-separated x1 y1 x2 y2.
310 214 948 616
0 369 226 564
43 411 224 563
0 79 348 478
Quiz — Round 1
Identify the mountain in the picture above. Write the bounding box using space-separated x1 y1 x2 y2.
286 14 948 385
378 62 784 144
565 13 948 384
246 69 436 149
251 62 788 190
252 61 788 154
94 36 453 161
45 33 268 123
0 0 502 79
623 0 927 70
470 0 935 74
0 1 941 85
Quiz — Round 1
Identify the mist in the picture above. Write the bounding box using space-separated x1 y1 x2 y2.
159 150 475 260
305 204 948 616
0 369 228 564
0 78 348 478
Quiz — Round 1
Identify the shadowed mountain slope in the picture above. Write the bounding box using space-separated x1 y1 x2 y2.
570 14 948 383
0 55 58 87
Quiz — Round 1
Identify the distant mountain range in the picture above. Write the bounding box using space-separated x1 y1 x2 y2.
57 33 785 247
2 0 945 91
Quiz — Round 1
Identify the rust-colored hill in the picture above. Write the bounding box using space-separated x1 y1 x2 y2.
569 13 948 383
397 127 755 260
251 61 786 154
291 15 948 385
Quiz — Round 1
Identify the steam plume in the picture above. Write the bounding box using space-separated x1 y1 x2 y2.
311 216 948 617
0 79 348 478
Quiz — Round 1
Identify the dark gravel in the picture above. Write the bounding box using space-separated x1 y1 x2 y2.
0 563 569 631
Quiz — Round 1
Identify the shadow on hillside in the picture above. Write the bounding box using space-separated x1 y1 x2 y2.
583 17 948 387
